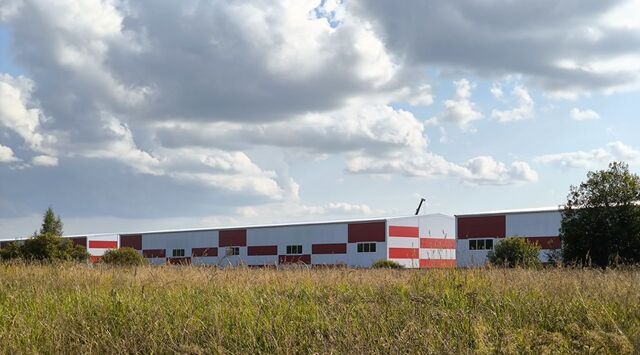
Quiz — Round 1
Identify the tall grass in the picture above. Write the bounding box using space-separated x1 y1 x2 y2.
0 264 638 354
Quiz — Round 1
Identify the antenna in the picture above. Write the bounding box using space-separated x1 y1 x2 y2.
415 198 426 215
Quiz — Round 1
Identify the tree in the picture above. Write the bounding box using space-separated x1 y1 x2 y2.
488 237 541 268
0 207 88 263
101 247 147 266
40 207 63 236
561 162 640 267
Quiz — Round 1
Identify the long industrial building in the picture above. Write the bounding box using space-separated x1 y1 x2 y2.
1 214 456 268
0 207 564 268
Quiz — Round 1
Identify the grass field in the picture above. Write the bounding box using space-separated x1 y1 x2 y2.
0 264 638 354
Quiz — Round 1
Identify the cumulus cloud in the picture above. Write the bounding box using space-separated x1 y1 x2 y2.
491 86 535 122
427 79 483 129
351 0 640 98
490 83 504 100
535 141 640 168
0 144 19 163
31 155 58 167
570 108 600 121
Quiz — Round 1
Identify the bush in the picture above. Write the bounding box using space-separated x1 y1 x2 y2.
488 237 541 268
372 260 404 269
20 234 89 262
101 247 147 266
0 242 22 261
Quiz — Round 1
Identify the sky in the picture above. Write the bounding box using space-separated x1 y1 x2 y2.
0 0 639 237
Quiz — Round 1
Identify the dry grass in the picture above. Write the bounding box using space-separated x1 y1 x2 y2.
0 264 638 354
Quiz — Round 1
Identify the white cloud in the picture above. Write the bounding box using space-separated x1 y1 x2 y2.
570 108 600 121
461 156 538 185
31 155 58 167
0 74 55 155
535 141 640 169
491 86 535 122
0 144 19 163
490 83 504 100
428 79 483 130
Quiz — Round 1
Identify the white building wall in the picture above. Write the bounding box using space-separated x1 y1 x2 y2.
142 230 219 265
505 211 562 237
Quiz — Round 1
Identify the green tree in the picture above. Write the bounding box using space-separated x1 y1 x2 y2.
0 242 23 260
488 237 541 268
40 207 63 236
561 162 640 267
101 247 147 266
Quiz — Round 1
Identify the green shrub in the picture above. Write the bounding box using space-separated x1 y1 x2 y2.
372 259 404 269
0 242 22 261
101 247 147 266
7 234 89 263
488 237 541 268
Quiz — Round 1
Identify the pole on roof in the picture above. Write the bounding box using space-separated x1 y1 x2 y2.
415 198 426 215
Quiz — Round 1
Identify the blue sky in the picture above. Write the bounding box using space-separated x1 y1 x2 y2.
0 0 639 237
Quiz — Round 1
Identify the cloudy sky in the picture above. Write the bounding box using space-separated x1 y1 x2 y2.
1 0 639 237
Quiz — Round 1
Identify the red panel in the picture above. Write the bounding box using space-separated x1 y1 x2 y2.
278 254 311 264
457 215 506 239
120 234 142 250
348 222 386 243
192 247 218 257
90 255 102 263
525 236 561 249
248 245 278 256
168 257 191 265
388 247 419 259
420 259 456 268
88 240 118 249
312 243 347 254
69 237 87 248
143 249 166 258
420 238 456 249
219 229 247 247
388 226 419 238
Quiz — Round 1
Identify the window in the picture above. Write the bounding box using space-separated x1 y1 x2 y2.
172 248 185 257
286 245 303 255
357 242 376 253
225 246 240 256
469 239 494 250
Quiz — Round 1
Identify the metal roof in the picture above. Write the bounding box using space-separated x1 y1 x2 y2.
455 206 563 218
0 213 448 240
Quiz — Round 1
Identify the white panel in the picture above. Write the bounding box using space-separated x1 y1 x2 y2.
456 239 492 267
192 256 218 266
142 230 218 257
387 237 420 248
87 234 118 257
346 242 387 267
247 223 348 248
311 254 351 265
418 214 455 239
419 249 456 260
505 211 561 237
388 259 419 268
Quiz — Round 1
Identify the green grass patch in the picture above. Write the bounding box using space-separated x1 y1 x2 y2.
0 264 638 353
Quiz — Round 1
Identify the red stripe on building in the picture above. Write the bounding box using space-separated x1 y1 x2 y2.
388 247 419 259
420 238 456 249
312 243 347 254
524 236 561 249
388 226 419 238
192 247 218 257
143 249 166 258
420 259 456 268
120 234 142 250
278 254 311 264
88 240 118 249
219 229 247 247
90 255 102 263
348 222 386 243
457 215 506 239
248 245 278 256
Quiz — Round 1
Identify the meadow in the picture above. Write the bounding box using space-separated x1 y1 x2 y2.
0 264 638 354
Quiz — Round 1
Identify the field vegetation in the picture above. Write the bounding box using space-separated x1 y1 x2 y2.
0 264 638 354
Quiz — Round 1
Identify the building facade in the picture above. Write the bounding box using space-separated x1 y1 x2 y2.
456 207 562 267
0 214 456 268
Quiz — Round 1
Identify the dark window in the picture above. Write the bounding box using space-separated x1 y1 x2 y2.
172 249 185 257
469 240 477 250
357 242 376 253
477 239 485 250
225 246 240 256
486 239 494 250
286 245 302 255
